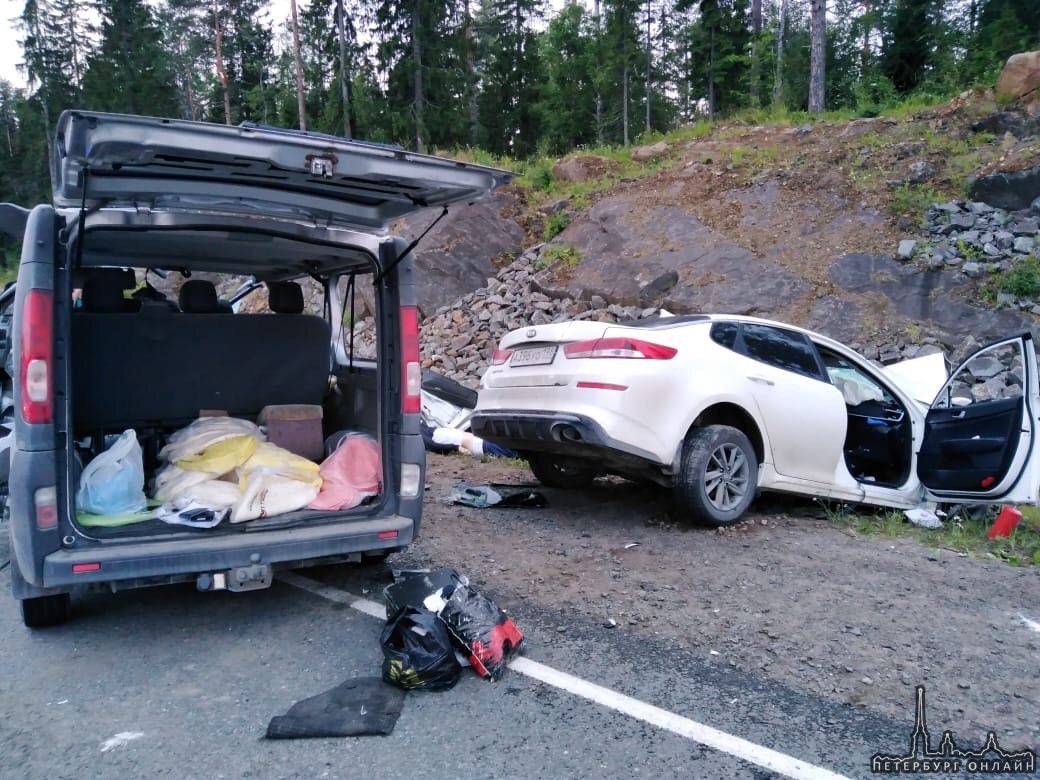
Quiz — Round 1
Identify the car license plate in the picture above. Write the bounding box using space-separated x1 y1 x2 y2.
510 345 557 366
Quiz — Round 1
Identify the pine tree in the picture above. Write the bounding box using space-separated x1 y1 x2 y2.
880 0 943 93
80 0 181 116
536 2 597 152
476 0 545 156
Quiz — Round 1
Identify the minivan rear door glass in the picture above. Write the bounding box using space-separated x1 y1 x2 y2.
52 111 511 233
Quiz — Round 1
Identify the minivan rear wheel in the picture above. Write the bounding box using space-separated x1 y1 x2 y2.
527 453 600 488
675 425 757 527
20 593 71 628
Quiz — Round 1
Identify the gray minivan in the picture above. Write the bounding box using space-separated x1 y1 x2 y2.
0 110 508 627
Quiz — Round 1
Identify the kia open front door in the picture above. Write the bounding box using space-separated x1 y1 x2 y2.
918 333 1040 505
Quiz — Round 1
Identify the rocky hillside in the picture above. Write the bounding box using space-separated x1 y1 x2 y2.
390 75 1040 388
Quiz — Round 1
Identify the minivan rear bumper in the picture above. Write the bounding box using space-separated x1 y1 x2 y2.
40 514 414 589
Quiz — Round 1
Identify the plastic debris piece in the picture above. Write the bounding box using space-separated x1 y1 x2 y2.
905 507 943 529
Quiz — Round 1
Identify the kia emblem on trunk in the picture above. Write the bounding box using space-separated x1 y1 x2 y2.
526 329 536 338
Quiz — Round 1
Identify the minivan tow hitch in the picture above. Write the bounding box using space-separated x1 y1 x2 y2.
197 564 273 593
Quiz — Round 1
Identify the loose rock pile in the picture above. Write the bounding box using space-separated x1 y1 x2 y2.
348 245 664 388
347 244 950 390
895 199 1040 308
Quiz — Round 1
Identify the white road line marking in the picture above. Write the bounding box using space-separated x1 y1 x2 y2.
509 657 849 780
279 573 852 780
279 571 385 618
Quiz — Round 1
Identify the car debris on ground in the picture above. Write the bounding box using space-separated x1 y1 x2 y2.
449 481 548 508
265 566 525 738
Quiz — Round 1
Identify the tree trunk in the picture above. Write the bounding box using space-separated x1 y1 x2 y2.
411 3 425 153
290 0 306 130
773 0 786 108
707 24 715 121
184 63 197 120
809 0 826 114
213 2 232 125
622 60 629 146
29 3 52 150
861 0 871 73
594 0 603 145
336 0 352 138
464 0 478 147
750 0 761 105
67 14 81 97
645 0 651 134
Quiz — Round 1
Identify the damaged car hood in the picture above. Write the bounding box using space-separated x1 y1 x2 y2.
880 351 948 406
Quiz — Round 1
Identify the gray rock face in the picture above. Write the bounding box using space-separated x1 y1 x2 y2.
394 191 525 318
541 198 810 317
829 254 1035 347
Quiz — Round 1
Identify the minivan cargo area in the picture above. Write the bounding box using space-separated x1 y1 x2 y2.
1 110 508 627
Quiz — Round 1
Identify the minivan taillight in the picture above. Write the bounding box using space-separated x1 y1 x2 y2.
563 337 677 360
20 289 53 424
400 305 421 414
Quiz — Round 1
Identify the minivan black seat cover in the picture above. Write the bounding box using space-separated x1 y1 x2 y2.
268 281 305 314
72 297 331 431
179 279 226 313
82 271 140 313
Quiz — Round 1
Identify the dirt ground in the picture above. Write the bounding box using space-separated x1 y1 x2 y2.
395 453 1040 748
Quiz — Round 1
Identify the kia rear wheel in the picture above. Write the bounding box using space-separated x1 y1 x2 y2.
527 453 600 488
675 425 757 527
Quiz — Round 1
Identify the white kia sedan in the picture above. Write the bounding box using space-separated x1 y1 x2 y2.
470 314 1040 526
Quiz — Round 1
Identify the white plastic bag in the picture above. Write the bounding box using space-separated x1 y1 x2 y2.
76 429 147 515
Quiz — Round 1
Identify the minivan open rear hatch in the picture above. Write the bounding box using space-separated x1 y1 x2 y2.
53 111 512 232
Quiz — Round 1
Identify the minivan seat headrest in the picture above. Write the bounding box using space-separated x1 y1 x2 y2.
179 280 223 313
83 274 137 313
268 281 304 314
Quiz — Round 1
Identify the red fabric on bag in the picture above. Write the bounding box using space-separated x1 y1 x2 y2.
308 434 382 511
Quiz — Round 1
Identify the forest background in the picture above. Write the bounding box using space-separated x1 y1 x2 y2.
0 0 1036 215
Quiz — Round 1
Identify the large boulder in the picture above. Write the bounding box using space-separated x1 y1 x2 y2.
969 164 1040 211
552 155 620 184
995 51 1040 107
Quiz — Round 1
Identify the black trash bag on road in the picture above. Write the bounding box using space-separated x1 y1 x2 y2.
380 606 462 692
441 584 525 682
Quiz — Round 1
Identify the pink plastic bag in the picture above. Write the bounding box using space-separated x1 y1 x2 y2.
308 433 382 511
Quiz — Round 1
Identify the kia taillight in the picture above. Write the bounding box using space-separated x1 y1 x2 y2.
491 348 513 365
400 305 421 414
563 337 677 360
20 289 53 424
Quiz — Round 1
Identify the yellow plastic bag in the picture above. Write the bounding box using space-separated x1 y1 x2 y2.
177 434 260 476
238 442 321 488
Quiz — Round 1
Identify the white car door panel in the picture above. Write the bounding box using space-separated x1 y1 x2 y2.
746 364 847 483
919 334 1040 504
735 322 847 485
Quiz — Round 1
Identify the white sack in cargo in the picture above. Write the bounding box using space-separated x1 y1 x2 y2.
231 472 320 523
153 464 214 503
160 417 264 463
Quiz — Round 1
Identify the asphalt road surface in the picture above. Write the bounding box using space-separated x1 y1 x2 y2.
2 533 923 780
